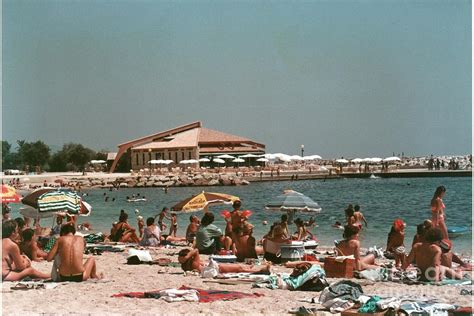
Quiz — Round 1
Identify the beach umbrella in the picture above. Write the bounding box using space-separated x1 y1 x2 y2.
172 191 240 213
90 160 106 164
216 154 235 159
21 188 57 209
336 159 349 164
148 160 162 164
213 158 226 164
370 157 383 164
198 158 210 162
179 160 190 164
162 160 174 165
290 155 304 161
383 157 401 162
265 190 322 213
37 191 83 214
232 158 245 163
187 159 199 164
239 154 259 158
263 153 277 160
351 158 363 163
256 158 269 162
1 185 21 203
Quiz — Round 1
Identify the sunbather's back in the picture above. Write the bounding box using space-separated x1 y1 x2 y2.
57 235 85 276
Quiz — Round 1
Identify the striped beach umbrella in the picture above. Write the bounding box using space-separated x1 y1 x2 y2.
172 191 240 213
265 190 322 212
1 185 21 203
37 191 82 214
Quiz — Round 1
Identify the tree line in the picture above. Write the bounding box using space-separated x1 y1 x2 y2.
1 140 108 172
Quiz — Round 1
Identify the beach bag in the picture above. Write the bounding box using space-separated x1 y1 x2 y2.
127 249 153 264
201 259 219 278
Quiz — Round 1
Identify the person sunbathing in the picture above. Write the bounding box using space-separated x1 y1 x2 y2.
2 220 50 281
263 224 291 264
439 239 472 271
234 223 258 262
46 224 102 282
110 212 140 243
20 229 48 262
335 225 378 271
178 248 270 274
402 228 465 281
385 219 406 268
139 217 161 247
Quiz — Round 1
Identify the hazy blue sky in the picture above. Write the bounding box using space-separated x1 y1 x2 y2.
3 0 471 158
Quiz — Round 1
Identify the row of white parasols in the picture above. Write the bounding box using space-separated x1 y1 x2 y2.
335 157 402 164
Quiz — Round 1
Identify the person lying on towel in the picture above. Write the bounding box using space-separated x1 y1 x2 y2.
178 248 270 274
46 224 103 282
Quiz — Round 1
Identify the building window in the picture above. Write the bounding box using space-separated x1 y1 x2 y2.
149 152 152 161
182 152 185 160
142 153 146 165
168 152 171 160
188 151 191 159
175 152 178 162
136 153 139 165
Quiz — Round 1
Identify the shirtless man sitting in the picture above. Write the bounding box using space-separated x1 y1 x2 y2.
234 223 258 262
402 228 465 281
20 229 48 261
177 248 270 274
335 225 378 271
46 224 102 282
2 220 50 281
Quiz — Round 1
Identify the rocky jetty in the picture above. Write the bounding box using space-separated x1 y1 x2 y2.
61 173 249 189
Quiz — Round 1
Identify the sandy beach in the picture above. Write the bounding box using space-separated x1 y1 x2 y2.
2 243 472 316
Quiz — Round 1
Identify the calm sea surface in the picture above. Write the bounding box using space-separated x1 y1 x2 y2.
9 177 472 254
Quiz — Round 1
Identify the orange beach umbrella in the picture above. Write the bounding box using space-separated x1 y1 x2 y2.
1 185 21 203
172 191 240 213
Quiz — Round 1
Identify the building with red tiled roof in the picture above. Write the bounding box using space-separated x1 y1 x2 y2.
109 121 265 172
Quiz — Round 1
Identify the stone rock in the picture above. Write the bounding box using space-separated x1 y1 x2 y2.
208 179 220 186
241 180 250 185
193 174 203 180
163 181 174 187
136 182 144 187
146 181 154 187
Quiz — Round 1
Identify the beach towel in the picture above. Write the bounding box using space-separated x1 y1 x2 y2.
252 265 327 291
112 285 264 302
399 302 456 316
319 280 363 313
84 233 105 243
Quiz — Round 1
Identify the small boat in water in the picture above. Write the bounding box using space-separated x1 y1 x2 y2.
127 198 147 203
369 174 380 179
448 226 470 239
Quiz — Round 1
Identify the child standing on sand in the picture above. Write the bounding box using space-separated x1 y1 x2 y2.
169 213 177 237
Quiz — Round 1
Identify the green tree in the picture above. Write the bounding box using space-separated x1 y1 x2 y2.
17 140 50 170
49 151 68 172
1 141 11 168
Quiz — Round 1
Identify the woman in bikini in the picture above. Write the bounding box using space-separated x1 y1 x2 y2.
110 212 140 243
431 186 448 240
335 225 378 271
2 220 50 281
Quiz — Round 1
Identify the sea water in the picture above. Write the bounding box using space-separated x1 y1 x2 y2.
9 177 472 255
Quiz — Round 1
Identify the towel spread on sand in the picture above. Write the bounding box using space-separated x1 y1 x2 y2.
252 265 326 290
112 285 264 302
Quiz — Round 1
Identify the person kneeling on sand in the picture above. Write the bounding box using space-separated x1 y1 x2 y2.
402 228 466 282
46 224 102 282
2 220 50 281
385 219 406 268
335 225 379 271
177 248 270 274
